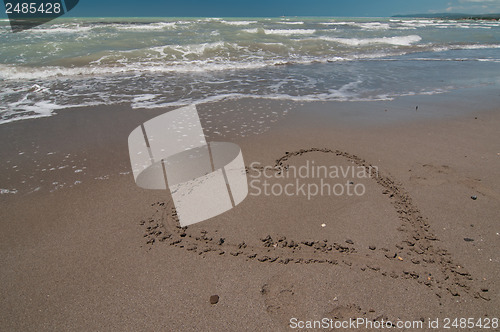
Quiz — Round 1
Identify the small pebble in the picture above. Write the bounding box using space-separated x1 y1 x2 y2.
471 195 477 200
481 288 488 292
321 223 326 227
346 239 354 245
369 245 376 250
210 295 219 304
464 238 474 242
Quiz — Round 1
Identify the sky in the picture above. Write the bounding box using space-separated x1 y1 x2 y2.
2 0 500 18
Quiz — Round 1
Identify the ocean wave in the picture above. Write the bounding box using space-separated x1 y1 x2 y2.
29 25 93 34
355 22 391 30
242 28 316 35
318 21 389 30
4 41 500 80
196 18 223 22
319 35 422 46
278 21 305 25
457 44 500 50
426 43 500 53
395 20 498 30
114 22 177 30
0 60 274 80
150 41 234 56
220 20 257 26
319 21 356 26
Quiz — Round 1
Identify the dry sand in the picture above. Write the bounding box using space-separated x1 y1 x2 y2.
1 90 499 331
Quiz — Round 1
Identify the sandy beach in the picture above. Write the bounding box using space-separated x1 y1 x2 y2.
1 87 499 330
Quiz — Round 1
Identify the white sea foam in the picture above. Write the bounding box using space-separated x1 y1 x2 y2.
220 20 257 26
4 39 500 81
319 35 422 46
30 25 93 34
147 41 238 59
243 28 316 35
1 18 499 126
318 21 389 30
0 189 18 194
319 21 356 26
197 18 223 22
130 89 399 110
115 22 177 30
355 22 391 30
458 44 500 49
278 21 305 25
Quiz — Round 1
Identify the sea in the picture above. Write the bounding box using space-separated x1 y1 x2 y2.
1 17 500 124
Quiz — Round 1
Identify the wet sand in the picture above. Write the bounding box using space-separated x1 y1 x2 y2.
1 91 499 331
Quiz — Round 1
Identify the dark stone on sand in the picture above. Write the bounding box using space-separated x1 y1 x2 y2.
481 288 488 292
464 238 474 242
471 195 477 200
447 288 460 296
369 245 376 250
210 295 219 304
386 252 397 259
477 293 491 301
218 238 225 245
346 239 354 245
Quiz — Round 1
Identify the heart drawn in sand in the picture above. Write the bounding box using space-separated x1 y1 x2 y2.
139 148 488 302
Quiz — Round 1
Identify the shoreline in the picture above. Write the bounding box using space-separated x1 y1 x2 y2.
1 92 499 330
